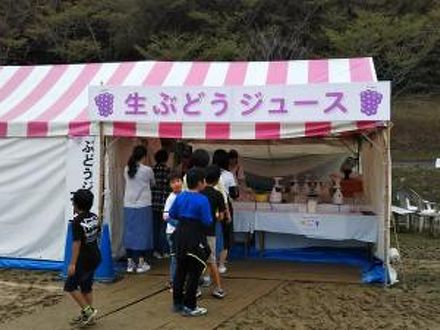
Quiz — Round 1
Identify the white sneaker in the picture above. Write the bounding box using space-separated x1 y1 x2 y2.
218 265 227 274
153 251 163 259
212 288 226 299
182 306 207 317
126 259 136 273
202 276 211 287
136 262 151 273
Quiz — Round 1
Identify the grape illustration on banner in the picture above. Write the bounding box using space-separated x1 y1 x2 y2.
94 92 115 118
360 89 383 116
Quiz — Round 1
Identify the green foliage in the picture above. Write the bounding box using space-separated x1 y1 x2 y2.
325 9 440 95
0 0 439 92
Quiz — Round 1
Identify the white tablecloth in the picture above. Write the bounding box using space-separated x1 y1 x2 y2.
233 202 379 243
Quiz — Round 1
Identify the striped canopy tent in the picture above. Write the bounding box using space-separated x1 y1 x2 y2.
0 57 383 139
0 58 393 278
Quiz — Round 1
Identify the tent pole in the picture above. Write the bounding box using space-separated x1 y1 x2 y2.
364 127 392 286
383 125 392 287
98 122 106 225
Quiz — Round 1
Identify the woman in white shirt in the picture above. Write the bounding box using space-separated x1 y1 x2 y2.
213 149 238 274
123 145 156 273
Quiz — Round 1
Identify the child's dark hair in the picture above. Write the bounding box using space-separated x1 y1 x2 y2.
229 149 239 160
190 149 210 168
128 145 147 178
72 189 94 212
170 171 182 182
186 167 205 189
213 149 229 170
205 165 221 185
155 149 169 164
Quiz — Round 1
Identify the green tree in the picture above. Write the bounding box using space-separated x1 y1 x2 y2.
0 0 439 93
325 9 440 95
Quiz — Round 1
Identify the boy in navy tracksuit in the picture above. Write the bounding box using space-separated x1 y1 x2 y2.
169 168 212 317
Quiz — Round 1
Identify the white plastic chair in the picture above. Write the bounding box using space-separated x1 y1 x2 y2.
405 197 419 212
420 200 438 216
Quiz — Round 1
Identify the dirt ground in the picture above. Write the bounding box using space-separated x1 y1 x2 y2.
0 269 62 324
219 233 440 330
1 233 440 330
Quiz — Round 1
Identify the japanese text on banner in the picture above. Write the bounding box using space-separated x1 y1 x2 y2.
89 82 390 123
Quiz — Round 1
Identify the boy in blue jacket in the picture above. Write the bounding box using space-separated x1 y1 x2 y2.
169 167 212 317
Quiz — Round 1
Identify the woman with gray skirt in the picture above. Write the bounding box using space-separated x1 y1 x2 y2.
123 145 156 273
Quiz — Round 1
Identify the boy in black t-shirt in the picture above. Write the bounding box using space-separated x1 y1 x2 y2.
201 165 227 299
64 189 102 327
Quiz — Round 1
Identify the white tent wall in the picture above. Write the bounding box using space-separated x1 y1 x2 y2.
0 138 67 261
0 136 100 268
360 130 389 261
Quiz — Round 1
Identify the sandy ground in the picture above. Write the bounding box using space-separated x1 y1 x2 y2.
1 233 440 329
0 269 62 324
220 233 440 330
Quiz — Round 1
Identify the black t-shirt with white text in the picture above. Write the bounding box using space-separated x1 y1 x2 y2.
72 212 101 272
201 186 226 236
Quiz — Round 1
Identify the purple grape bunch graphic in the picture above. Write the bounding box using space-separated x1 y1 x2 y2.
94 92 114 118
360 89 383 116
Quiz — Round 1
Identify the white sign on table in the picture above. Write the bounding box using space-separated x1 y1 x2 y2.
298 216 321 232
89 82 390 123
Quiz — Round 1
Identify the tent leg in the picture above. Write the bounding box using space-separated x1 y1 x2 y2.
383 126 392 286
98 122 106 225
258 231 265 255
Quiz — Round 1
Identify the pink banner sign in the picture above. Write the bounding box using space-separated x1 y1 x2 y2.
89 82 390 123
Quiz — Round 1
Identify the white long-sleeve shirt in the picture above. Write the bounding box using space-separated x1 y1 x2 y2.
123 164 155 208
163 192 178 234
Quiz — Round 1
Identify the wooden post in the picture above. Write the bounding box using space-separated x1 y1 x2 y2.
98 121 106 226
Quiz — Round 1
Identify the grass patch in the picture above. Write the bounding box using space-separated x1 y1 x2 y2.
391 95 440 160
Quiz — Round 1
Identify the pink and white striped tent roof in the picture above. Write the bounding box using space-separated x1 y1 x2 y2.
0 58 382 139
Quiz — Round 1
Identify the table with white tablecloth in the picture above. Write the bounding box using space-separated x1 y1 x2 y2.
233 202 379 251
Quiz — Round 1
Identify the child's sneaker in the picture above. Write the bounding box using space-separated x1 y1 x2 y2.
153 251 163 259
182 306 207 317
201 275 211 287
136 262 151 273
80 306 97 326
126 259 136 273
218 264 227 274
69 311 84 325
212 288 226 299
